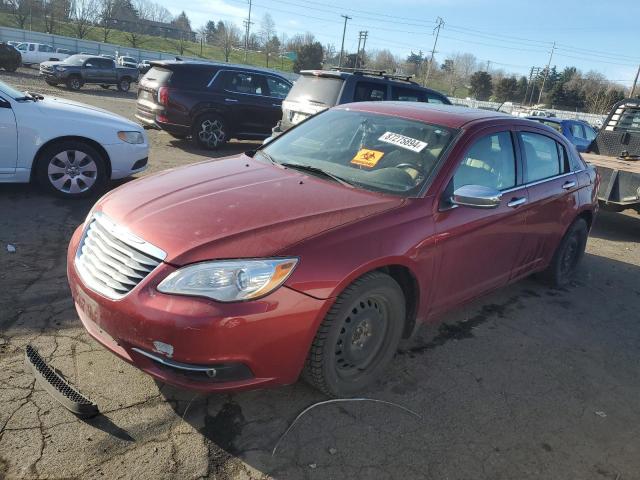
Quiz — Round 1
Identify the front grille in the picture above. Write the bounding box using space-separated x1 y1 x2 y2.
75 213 165 300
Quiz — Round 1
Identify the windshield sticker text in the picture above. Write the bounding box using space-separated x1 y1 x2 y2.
351 149 384 168
378 132 428 153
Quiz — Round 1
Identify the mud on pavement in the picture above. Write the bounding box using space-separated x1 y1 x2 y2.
1 67 640 479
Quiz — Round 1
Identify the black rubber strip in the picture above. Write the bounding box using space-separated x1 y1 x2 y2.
25 345 99 418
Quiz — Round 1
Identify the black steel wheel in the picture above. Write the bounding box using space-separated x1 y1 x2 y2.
303 271 405 397
539 217 588 287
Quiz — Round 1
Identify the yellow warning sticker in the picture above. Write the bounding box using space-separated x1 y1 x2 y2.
351 148 384 168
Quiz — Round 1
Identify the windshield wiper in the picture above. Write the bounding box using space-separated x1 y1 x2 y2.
255 149 278 165
279 162 355 188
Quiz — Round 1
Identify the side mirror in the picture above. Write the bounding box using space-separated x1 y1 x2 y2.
451 184 502 209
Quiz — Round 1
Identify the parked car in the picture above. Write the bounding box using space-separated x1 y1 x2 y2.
0 42 21 72
138 59 152 74
118 56 138 68
272 68 451 138
0 80 148 198
100 54 115 60
136 61 293 148
39 54 139 91
55 48 75 55
526 117 597 152
15 42 68 65
67 102 598 396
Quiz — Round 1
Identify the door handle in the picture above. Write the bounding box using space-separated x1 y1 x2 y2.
224 98 238 103
507 197 527 208
562 181 576 190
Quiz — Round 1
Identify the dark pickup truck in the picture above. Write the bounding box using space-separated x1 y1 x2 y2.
40 54 139 92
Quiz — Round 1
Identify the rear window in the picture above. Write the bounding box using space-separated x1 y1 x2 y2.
143 67 173 84
286 75 344 107
172 68 216 89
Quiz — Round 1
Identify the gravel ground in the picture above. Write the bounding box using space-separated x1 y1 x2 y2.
1 67 640 480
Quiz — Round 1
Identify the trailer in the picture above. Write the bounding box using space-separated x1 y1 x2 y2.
583 98 640 212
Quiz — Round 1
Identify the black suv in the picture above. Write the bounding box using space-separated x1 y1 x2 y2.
0 42 21 72
274 68 451 135
136 61 293 149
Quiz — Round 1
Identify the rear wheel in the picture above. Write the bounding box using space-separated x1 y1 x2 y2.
192 113 228 149
117 78 131 92
66 76 82 90
303 271 405 397
35 141 107 198
538 217 588 287
7 62 19 72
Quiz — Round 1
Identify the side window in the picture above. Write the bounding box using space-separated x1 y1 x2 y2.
266 77 291 99
452 132 517 191
225 72 266 95
29 44 35 51
354 82 387 102
391 87 425 102
569 123 586 139
520 132 565 182
41 45 53 52
426 94 446 104
584 125 596 141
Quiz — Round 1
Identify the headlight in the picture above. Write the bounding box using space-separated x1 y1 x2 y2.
157 258 298 302
117 131 144 144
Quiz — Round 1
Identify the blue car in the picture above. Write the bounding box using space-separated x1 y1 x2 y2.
526 117 597 152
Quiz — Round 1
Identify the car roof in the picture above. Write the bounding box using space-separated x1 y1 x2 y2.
149 60 292 79
526 116 562 123
337 101 513 129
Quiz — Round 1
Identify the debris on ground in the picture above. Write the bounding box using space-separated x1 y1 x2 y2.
328 447 338 455
595 411 607 418
6 244 16 253
272 398 422 456
309 463 317 469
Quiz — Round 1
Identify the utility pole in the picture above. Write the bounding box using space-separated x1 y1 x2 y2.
338 14 352 68
523 66 540 105
486 60 491 72
356 31 363 68
631 64 640 98
356 31 368 68
360 31 368 67
243 0 253 63
425 16 444 85
537 41 556 104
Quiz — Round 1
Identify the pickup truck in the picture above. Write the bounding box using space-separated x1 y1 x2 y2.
40 54 139 92
15 42 68 65
583 98 640 212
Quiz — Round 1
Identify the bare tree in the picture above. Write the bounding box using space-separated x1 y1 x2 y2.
124 30 146 48
369 49 398 72
215 21 240 62
70 0 98 39
259 13 275 45
98 0 115 42
7 0 32 29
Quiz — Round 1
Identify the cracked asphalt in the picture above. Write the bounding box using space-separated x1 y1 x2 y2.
1 67 640 479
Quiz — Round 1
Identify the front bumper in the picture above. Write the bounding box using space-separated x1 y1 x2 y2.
103 141 149 179
66 226 331 392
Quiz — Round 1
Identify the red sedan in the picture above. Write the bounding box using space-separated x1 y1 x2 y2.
67 102 598 396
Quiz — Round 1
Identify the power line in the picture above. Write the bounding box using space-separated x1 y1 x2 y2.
243 0 253 62
425 17 444 84
338 14 351 67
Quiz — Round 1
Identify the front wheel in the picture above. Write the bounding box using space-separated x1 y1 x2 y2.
35 141 107 198
538 217 588 287
303 271 406 397
66 76 82 90
117 78 130 92
192 114 228 149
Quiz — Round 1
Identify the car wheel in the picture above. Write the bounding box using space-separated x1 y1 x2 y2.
100 84 111 89
117 78 130 92
36 141 107 198
539 217 588 287
7 62 19 72
193 114 227 149
303 271 405 397
66 76 82 90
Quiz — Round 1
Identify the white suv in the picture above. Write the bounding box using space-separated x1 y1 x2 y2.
0 80 149 198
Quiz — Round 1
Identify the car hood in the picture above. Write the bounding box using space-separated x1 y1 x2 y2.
35 96 140 129
96 155 404 265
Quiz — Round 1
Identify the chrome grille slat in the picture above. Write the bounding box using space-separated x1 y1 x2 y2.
75 213 165 300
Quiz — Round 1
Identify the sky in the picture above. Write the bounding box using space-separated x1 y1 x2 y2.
159 0 640 87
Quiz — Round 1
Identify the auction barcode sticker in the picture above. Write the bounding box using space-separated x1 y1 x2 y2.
378 132 428 153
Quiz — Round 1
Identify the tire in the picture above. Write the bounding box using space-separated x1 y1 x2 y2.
7 62 18 72
100 84 111 89
35 141 108 199
538 217 588 288
303 271 406 397
66 76 82 91
117 78 131 92
192 113 228 149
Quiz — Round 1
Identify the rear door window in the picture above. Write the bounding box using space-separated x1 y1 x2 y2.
520 132 566 182
584 125 596 141
354 81 387 102
569 123 586 139
426 93 446 104
222 71 267 95
266 77 291 99
391 87 425 102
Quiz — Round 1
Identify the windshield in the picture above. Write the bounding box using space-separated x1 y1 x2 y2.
62 55 86 65
261 109 457 196
286 75 344 106
0 80 25 100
